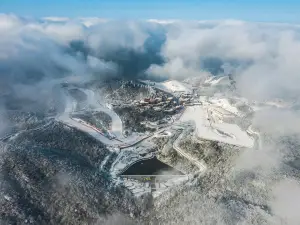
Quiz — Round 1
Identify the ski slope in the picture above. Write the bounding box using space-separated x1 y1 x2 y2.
139 79 192 95
180 105 254 148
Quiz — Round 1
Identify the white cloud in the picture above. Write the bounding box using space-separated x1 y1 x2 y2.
41 22 85 44
146 20 300 102
271 179 300 225
0 14 166 119
86 21 149 56
42 17 70 22
147 19 178 24
0 14 23 31
78 17 108 27
148 57 210 79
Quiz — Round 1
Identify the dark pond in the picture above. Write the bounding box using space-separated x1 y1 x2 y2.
121 157 183 175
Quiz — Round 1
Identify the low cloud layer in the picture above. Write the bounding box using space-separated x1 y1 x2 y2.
2 15 300 105
0 14 165 114
147 20 300 101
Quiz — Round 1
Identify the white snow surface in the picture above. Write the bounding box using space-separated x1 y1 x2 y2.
83 89 123 138
180 105 254 148
209 98 240 116
139 79 192 95
158 80 192 93
204 76 229 86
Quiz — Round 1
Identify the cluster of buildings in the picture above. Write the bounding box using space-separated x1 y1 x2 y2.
136 93 196 106
131 93 200 114
137 96 172 106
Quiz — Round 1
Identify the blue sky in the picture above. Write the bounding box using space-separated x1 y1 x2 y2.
0 0 299 22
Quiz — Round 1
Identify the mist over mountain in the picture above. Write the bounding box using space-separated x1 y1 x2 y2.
2 15 300 109
1 14 300 225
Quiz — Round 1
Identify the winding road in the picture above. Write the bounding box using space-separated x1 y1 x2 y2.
173 127 207 172
56 87 159 149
